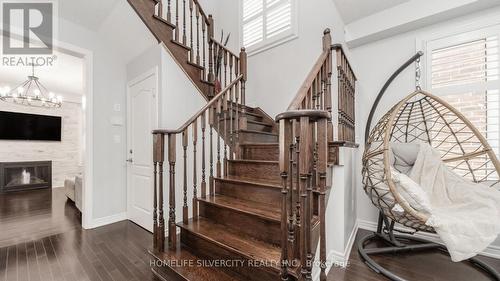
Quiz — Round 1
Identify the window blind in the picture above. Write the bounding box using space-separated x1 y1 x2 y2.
242 0 293 48
431 36 500 157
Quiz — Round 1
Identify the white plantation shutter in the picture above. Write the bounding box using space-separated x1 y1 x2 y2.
429 32 500 158
242 0 295 49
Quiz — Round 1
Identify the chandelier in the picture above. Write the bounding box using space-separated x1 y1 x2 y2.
0 64 63 108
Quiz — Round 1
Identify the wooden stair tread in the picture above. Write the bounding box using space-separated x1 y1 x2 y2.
178 217 281 264
152 14 176 29
239 129 277 136
239 142 278 147
214 175 281 189
171 39 191 51
229 159 278 164
198 194 281 221
150 242 238 281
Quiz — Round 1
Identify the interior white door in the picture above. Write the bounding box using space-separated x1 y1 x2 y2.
127 71 157 232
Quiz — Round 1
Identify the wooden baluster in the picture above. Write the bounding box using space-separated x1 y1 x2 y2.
234 80 241 144
317 117 328 281
279 118 292 281
192 120 198 218
175 0 179 41
229 83 234 160
223 50 228 87
153 134 165 251
201 111 207 199
182 129 188 223
294 132 301 259
306 120 314 280
223 92 228 176
216 98 222 178
298 117 310 280
326 52 333 142
189 0 194 62
288 129 295 261
311 80 316 110
209 106 215 194
167 134 176 250
234 62 240 145
202 18 206 78
158 0 163 18
196 5 200 65
167 0 171 22
153 149 158 250
182 0 187 45
208 15 214 97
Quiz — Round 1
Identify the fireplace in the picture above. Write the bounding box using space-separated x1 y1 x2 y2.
0 161 52 193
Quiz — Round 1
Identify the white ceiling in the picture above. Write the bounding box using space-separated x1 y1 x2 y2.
334 0 411 23
59 0 121 31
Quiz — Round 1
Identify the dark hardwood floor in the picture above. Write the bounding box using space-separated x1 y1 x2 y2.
0 188 159 281
328 229 500 281
1 188 499 281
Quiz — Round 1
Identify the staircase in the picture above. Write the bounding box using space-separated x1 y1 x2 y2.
127 0 358 280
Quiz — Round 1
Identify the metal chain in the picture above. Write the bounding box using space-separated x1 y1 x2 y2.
415 57 422 91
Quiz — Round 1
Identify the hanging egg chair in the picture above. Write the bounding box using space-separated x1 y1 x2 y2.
363 89 500 231
358 52 500 281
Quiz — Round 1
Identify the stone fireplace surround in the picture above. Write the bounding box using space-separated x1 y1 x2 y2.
0 161 52 193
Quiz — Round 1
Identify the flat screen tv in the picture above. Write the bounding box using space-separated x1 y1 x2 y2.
0 111 62 141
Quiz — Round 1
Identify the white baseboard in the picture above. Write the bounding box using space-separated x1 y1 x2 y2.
357 219 500 259
328 221 359 267
312 221 359 280
89 212 127 229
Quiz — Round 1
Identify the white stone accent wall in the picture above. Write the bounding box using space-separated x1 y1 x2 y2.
0 101 83 187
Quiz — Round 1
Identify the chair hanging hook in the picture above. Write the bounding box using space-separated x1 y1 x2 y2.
415 57 422 91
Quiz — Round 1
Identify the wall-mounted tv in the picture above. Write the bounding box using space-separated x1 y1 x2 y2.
0 111 62 141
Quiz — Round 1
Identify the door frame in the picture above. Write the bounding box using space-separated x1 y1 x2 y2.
126 66 159 230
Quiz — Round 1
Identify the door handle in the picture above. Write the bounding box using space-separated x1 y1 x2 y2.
126 158 133 163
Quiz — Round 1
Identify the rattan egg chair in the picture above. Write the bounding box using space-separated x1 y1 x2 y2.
359 53 500 281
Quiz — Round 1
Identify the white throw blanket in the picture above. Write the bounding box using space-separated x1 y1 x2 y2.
392 143 500 262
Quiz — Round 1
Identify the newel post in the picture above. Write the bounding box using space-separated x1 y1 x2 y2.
239 47 248 130
323 29 334 142
208 15 215 97
153 133 165 252
279 119 292 281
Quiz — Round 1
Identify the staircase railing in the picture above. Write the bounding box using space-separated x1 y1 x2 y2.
151 69 246 252
332 44 357 144
154 0 245 98
287 29 334 143
276 110 329 281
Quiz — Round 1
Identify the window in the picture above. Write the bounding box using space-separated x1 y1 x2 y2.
241 0 297 53
426 28 500 161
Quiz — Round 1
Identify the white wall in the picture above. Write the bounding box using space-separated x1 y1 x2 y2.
56 0 160 224
0 101 83 187
244 0 347 117
351 6 500 255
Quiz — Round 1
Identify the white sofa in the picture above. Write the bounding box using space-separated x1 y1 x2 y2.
64 176 82 211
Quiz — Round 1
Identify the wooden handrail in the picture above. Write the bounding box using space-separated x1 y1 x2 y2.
287 51 330 110
192 0 210 24
153 74 243 135
211 38 239 58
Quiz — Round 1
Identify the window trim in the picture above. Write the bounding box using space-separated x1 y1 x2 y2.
239 0 298 57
